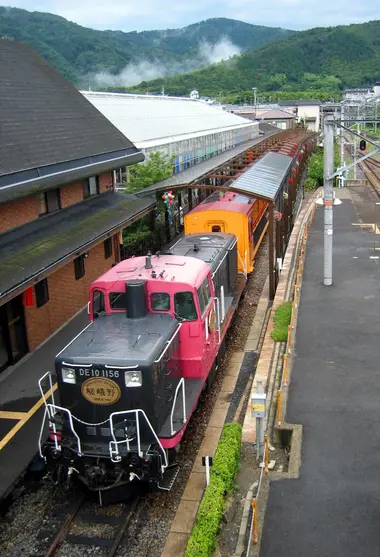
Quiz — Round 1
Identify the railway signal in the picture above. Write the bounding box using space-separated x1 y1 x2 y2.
359 139 366 151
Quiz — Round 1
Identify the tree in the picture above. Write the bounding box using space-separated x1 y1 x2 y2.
305 145 341 190
128 151 175 193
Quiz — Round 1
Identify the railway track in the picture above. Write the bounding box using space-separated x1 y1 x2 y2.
45 493 140 557
360 157 380 193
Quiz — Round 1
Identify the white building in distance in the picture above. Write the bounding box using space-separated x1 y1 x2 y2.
82 92 259 174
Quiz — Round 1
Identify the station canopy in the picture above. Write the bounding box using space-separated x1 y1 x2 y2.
139 149 292 203
231 152 292 201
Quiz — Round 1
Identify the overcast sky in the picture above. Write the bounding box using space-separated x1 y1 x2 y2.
5 0 380 31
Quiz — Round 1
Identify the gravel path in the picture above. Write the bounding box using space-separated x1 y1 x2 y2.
0 237 269 557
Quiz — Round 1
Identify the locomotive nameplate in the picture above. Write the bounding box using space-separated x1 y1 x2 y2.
81 377 121 405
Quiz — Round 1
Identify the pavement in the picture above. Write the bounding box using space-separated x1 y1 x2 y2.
0 308 87 500
260 185 380 556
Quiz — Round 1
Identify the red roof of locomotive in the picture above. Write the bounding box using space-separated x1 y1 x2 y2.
190 191 256 216
93 254 208 290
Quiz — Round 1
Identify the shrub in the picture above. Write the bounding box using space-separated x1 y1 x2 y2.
185 423 242 557
271 301 292 342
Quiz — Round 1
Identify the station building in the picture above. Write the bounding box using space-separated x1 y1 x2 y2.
0 40 153 372
278 100 321 132
82 92 259 175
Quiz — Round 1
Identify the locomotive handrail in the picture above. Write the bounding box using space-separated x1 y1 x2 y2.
105 364 139 369
154 324 182 363
214 297 221 345
38 371 57 414
62 361 92 367
38 372 59 451
109 409 168 471
40 403 83 456
237 250 248 278
220 285 225 322
170 378 187 435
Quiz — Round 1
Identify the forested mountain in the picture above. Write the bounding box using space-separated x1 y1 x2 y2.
131 20 380 99
0 7 294 86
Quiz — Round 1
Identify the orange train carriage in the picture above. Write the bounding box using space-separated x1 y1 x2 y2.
184 191 268 275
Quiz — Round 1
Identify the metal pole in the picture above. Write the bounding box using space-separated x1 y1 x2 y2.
268 203 275 300
324 113 334 286
340 103 345 188
353 134 357 180
205 457 210 486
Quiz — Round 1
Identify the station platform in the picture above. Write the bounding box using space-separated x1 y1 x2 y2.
260 184 380 556
0 309 88 501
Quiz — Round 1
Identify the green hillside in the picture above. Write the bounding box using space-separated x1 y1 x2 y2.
130 20 380 99
0 7 295 86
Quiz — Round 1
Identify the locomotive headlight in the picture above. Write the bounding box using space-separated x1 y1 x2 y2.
124 371 142 387
62 367 76 384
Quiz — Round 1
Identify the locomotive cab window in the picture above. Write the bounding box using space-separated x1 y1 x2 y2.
212 225 221 232
174 292 197 321
110 292 128 310
197 277 212 315
151 293 170 311
93 290 105 317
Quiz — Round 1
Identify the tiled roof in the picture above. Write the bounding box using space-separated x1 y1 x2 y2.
278 99 322 106
257 109 295 120
0 40 143 195
0 191 155 299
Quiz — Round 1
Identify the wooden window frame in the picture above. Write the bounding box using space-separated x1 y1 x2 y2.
104 237 113 259
35 278 49 308
74 255 85 280
83 176 99 199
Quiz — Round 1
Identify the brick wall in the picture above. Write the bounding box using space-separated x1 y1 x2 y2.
24 236 117 351
60 182 84 209
99 172 113 193
0 194 38 234
0 172 114 234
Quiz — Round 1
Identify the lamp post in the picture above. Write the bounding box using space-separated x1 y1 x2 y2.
252 87 257 118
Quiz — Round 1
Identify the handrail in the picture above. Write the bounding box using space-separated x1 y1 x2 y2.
237 250 248 278
213 297 221 345
170 378 187 436
62 361 92 368
109 409 168 471
154 324 182 363
45 403 82 455
105 364 138 369
38 371 56 411
220 285 225 322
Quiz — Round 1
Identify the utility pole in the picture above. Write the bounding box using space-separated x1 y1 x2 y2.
340 103 345 188
252 87 257 118
324 113 334 286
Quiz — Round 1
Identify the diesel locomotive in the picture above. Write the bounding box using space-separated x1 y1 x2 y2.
38 191 269 504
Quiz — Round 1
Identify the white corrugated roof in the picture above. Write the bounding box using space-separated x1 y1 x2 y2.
82 92 256 148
